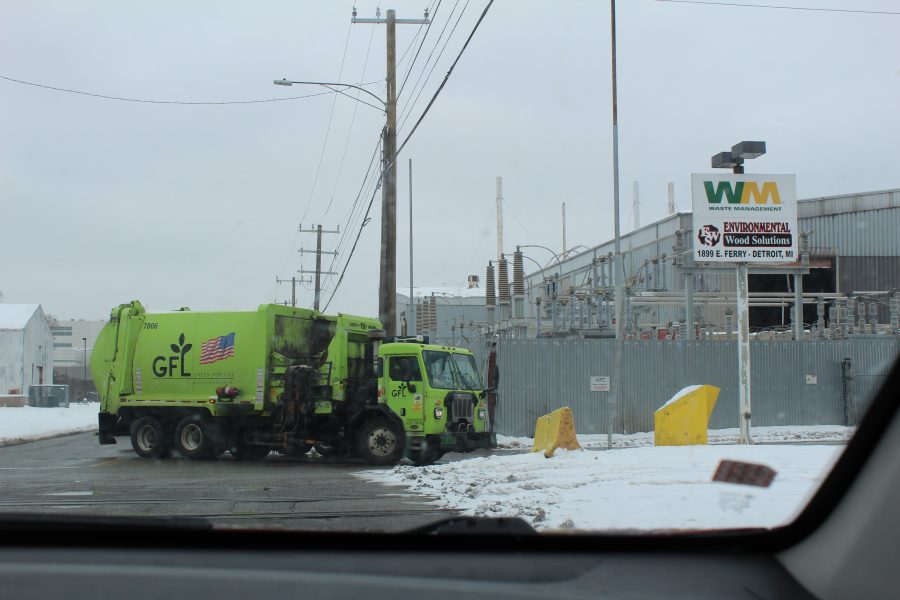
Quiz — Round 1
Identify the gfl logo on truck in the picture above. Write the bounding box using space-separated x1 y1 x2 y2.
152 333 192 377
704 181 782 205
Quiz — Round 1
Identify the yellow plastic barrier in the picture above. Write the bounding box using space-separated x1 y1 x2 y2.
532 407 583 458
654 384 720 446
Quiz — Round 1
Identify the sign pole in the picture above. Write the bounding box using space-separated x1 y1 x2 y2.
736 262 752 444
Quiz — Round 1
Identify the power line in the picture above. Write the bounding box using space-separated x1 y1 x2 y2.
654 0 900 15
397 0 439 88
322 135 384 289
297 22 355 225
396 0 494 158
397 0 462 127
316 23 378 223
326 1 494 308
398 0 443 98
398 0 469 133
323 175 382 312
0 73 339 105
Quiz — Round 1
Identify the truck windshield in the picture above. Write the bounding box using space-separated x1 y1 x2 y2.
451 353 482 391
422 350 459 390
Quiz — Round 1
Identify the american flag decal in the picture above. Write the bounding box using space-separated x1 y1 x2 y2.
199 332 236 365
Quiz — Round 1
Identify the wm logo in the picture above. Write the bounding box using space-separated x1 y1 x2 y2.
704 181 782 205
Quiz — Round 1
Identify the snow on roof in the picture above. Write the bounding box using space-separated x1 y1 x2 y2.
396 286 484 299
0 304 41 330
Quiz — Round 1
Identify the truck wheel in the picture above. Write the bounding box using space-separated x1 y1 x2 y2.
230 444 270 461
174 414 217 460
406 445 443 466
357 417 405 466
130 417 171 459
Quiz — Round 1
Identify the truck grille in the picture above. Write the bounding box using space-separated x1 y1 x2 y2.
447 393 475 423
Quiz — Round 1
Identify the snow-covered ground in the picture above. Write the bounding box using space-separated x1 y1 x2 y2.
359 443 843 532
0 403 99 446
496 424 855 450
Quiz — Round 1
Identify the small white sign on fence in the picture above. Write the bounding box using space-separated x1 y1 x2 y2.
590 376 610 392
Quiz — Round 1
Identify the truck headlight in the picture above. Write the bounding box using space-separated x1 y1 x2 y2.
434 407 444 419
478 409 486 420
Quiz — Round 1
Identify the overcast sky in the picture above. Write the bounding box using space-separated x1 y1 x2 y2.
2 0 898 320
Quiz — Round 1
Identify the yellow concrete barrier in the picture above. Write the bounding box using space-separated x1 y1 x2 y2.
654 385 720 446
532 407 583 458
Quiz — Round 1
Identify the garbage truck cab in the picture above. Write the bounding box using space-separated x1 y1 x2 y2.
377 338 495 465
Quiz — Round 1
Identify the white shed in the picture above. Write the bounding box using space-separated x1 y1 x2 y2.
0 304 53 396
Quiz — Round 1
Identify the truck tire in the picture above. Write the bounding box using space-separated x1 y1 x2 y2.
357 416 405 466
230 444 270 461
130 417 171 459
174 414 218 460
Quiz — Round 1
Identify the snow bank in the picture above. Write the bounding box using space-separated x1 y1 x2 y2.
359 444 842 532
496 425 854 450
0 403 99 446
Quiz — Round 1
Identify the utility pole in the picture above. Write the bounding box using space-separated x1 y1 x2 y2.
276 276 311 308
298 224 339 311
353 7 430 335
496 176 504 261
561 202 567 255
409 158 415 335
608 0 625 449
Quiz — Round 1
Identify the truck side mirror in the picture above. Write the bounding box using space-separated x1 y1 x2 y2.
407 382 417 394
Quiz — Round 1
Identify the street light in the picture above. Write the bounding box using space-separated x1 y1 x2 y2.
711 140 767 174
273 79 385 112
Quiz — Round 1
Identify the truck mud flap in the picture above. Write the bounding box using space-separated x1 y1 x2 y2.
98 413 118 445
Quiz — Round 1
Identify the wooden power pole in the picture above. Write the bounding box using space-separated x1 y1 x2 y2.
352 7 430 334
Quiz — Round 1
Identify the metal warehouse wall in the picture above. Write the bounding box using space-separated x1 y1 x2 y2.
493 337 898 437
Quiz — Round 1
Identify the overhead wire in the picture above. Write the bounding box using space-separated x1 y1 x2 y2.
321 135 384 289
296 21 355 226
653 0 900 15
396 0 439 89
396 0 462 129
397 0 469 133
315 23 378 223
395 0 494 159
326 0 494 307
397 0 443 99
0 73 339 105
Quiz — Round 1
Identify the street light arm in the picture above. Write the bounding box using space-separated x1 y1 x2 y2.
274 79 385 110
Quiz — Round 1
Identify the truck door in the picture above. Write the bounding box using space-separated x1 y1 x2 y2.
385 356 425 434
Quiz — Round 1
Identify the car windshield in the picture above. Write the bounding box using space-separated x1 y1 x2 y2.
1 0 898 538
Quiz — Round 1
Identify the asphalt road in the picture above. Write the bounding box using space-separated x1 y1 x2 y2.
0 433 466 532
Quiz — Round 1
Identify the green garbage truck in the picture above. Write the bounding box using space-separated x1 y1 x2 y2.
91 301 495 465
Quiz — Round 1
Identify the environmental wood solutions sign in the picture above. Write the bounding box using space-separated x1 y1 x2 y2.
691 174 797 263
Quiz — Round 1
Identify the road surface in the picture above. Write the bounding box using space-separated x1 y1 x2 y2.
0 432 463 532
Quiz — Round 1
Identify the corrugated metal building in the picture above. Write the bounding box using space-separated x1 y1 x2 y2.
396 287 486 346
515 187 900 334
51 319 106 387
0 304 53 396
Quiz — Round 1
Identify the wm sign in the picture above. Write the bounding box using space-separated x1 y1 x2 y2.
691 173 797 264
704 181 782 205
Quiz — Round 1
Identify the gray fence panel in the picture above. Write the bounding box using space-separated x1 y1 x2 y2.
494 337 898 437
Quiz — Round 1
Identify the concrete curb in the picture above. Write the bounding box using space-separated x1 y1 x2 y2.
0 428 98 449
